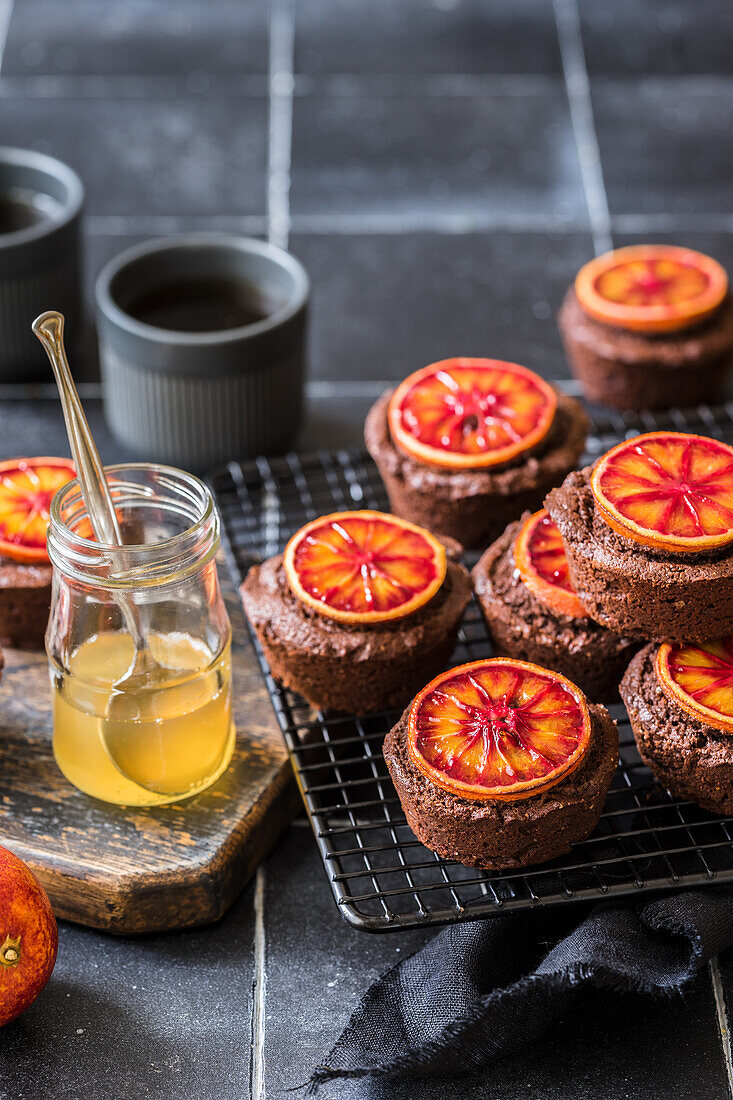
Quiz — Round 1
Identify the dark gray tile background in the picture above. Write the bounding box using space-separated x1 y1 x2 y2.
2 1 733 1098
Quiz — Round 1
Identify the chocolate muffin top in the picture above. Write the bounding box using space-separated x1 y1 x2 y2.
621 644 733 775
364 389 589 503
383 698 618 830
241 554 471 663
0 559 53 589
559 287 733 367
546 465 733 584
473 517 640 656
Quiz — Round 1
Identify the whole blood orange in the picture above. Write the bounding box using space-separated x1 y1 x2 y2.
0 457 76 564
283 510 447 624
407 658 591 801
513 508 587 619
590 431 733 553
0 845 58 1026
656 639 733 734
575 244 728 334
387 358 557 469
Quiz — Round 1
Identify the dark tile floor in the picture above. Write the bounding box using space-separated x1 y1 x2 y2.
289 81 585 220
294 0 562 76
290 229 594 382
2 1 733 1099
593 79 733 218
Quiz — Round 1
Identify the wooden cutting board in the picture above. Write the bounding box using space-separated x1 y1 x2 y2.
0 580 298 934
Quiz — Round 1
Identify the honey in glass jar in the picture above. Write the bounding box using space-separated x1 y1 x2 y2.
45 464 234 806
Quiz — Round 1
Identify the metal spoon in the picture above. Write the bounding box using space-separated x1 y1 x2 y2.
32 310 151 662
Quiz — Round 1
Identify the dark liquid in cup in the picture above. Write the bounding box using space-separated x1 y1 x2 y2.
124 277 279 333
0 188 62 234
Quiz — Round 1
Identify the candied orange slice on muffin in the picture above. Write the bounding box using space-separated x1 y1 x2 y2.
387 358 557 470
575 244 728 334
283 510 447 624
0 457 76 564
407 658 591 801
513 508 587 619
590 431 733 554
656 638 733 734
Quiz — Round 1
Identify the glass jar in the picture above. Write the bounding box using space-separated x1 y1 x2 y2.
46 463 234 806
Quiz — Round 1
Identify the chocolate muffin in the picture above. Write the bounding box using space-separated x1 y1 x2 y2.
620 644 733 816
559 287 733 410
0 457 76 649
473 517 640 700
546 464 733 644
240 512 471 714
0 559 53 649
384 663 618 871
365 388 589 550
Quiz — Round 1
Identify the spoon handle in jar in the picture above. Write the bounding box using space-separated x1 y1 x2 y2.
32 311 123 547
32 310 147 651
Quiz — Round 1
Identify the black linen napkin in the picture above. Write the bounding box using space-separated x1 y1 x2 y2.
309 888 733 1093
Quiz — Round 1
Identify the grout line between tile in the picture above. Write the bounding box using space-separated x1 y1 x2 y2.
0 378 585 401
612 213 733 235
251 865 267 1100
0 0 14 75
553 0 612 256
308 377 584 397
0 381 104 400
85 211 588 235
0 73 268 97
709 958 733 1099
268 0 295 250
83 211 733 238
308 380 393 398
294 72 561 96
288 211 588 234
86 214 268 235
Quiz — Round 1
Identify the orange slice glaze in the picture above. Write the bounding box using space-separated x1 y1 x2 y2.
283 510 447 624
656 639 733 734
0 457 76 563
575 244 728 334
387 358 557 470
590 432 733 554
513 509 587 619
407 658 591 801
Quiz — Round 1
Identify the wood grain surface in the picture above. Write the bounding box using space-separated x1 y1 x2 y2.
0 582 297 934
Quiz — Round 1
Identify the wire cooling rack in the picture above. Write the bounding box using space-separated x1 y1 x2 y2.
209 400 733 932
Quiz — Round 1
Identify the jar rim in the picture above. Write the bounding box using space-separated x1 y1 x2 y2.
47 462 220 588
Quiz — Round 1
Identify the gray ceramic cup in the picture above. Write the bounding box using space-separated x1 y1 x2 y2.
95 234 309 470
0 147 83 380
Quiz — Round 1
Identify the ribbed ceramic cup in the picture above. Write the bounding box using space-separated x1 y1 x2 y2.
0 147 83 380
95 234 309 470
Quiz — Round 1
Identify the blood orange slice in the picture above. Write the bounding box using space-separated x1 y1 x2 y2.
513 509 587 618
407 658 591 801
590 432 733 554
283 510 447 624
387 358 557 470
575 244 727 334
0 457 76 564
656 639 733 734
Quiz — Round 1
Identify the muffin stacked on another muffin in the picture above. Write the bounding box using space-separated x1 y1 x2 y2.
621 639 733 817
365 357 588 549
546 431 733 643
544 428 733 816
472 508 640 700
559 244 733 410
241 509 471 714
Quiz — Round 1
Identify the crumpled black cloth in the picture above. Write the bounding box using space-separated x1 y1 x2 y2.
309 889 733 1093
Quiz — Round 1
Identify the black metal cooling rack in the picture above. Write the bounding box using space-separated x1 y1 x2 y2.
209 399 733 932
